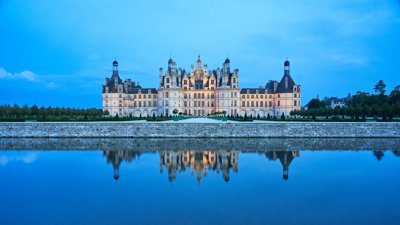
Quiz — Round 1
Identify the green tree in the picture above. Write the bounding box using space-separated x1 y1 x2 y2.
172 108 179 116
374 80 386 95
307 98 322 109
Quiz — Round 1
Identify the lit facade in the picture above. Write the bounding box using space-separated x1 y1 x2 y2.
102 56 301 117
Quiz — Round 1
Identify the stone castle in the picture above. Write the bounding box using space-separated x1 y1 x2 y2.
102 55 301 117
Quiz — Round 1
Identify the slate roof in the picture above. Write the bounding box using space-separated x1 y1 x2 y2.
240 88 268 94
275 73 296 93
127 88 157 94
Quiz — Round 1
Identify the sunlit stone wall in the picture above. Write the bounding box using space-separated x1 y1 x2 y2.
0 122 399 138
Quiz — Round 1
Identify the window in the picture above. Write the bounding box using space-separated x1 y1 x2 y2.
269 101 272 107
166 78 170 83
260 101 263 107
251 101 254 107
211 80 214 85
233 78 236 83
278 101 280 106
294 100 297 106
294 94 297 98
184 80 188 85
165 92 169 98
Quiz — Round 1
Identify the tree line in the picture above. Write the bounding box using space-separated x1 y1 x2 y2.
0 104 107 121
291 80 400 120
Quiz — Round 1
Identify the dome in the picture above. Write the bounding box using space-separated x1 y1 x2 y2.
113 60 118 66
284 60 290 67
225 58 230 64
168 58 173 64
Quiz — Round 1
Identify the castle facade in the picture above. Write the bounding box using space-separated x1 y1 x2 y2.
102 56 301 117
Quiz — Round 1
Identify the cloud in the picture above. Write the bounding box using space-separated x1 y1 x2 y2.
0 67 37 81
332 55 368 66
0 153 38 166
46 82 58 89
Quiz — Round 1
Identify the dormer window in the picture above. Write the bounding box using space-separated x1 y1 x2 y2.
166 78 170 83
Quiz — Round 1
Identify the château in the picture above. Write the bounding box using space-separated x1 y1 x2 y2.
102 56 301 117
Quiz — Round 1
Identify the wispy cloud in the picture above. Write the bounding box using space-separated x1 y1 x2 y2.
0 67 37 81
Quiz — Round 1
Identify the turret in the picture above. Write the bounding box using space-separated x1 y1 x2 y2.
159 67 163 86
197 55 202 70
223 58 230 74
168 58 173 71
113 60 118 72
284 60 290 76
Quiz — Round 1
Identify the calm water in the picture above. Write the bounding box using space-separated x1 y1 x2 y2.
0 138 400 225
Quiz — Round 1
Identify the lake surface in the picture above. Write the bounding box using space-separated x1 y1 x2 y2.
0 138 399 225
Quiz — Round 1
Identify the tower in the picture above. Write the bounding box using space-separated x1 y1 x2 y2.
197 55 202 70
284 60 290 76
224 58 230 73
112 60 118 76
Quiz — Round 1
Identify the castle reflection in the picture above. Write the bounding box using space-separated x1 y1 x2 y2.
103 150 141 180
159 150 239 183
103 150 300 182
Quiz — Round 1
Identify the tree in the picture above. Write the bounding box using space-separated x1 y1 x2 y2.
374 80 386 95
172 108 179 116
281 113 285 120
307 98 322 109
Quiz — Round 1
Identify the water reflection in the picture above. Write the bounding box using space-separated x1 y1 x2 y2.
103 150 303 182
103 150 141 180
265 151 299 180
159 150 239 183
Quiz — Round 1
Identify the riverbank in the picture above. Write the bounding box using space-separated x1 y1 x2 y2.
1 121 399 138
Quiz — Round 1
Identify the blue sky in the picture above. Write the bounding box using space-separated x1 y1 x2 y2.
1 0 400 108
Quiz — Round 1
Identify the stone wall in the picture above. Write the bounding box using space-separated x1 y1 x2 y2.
1 137 399 151
0 122 399 138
